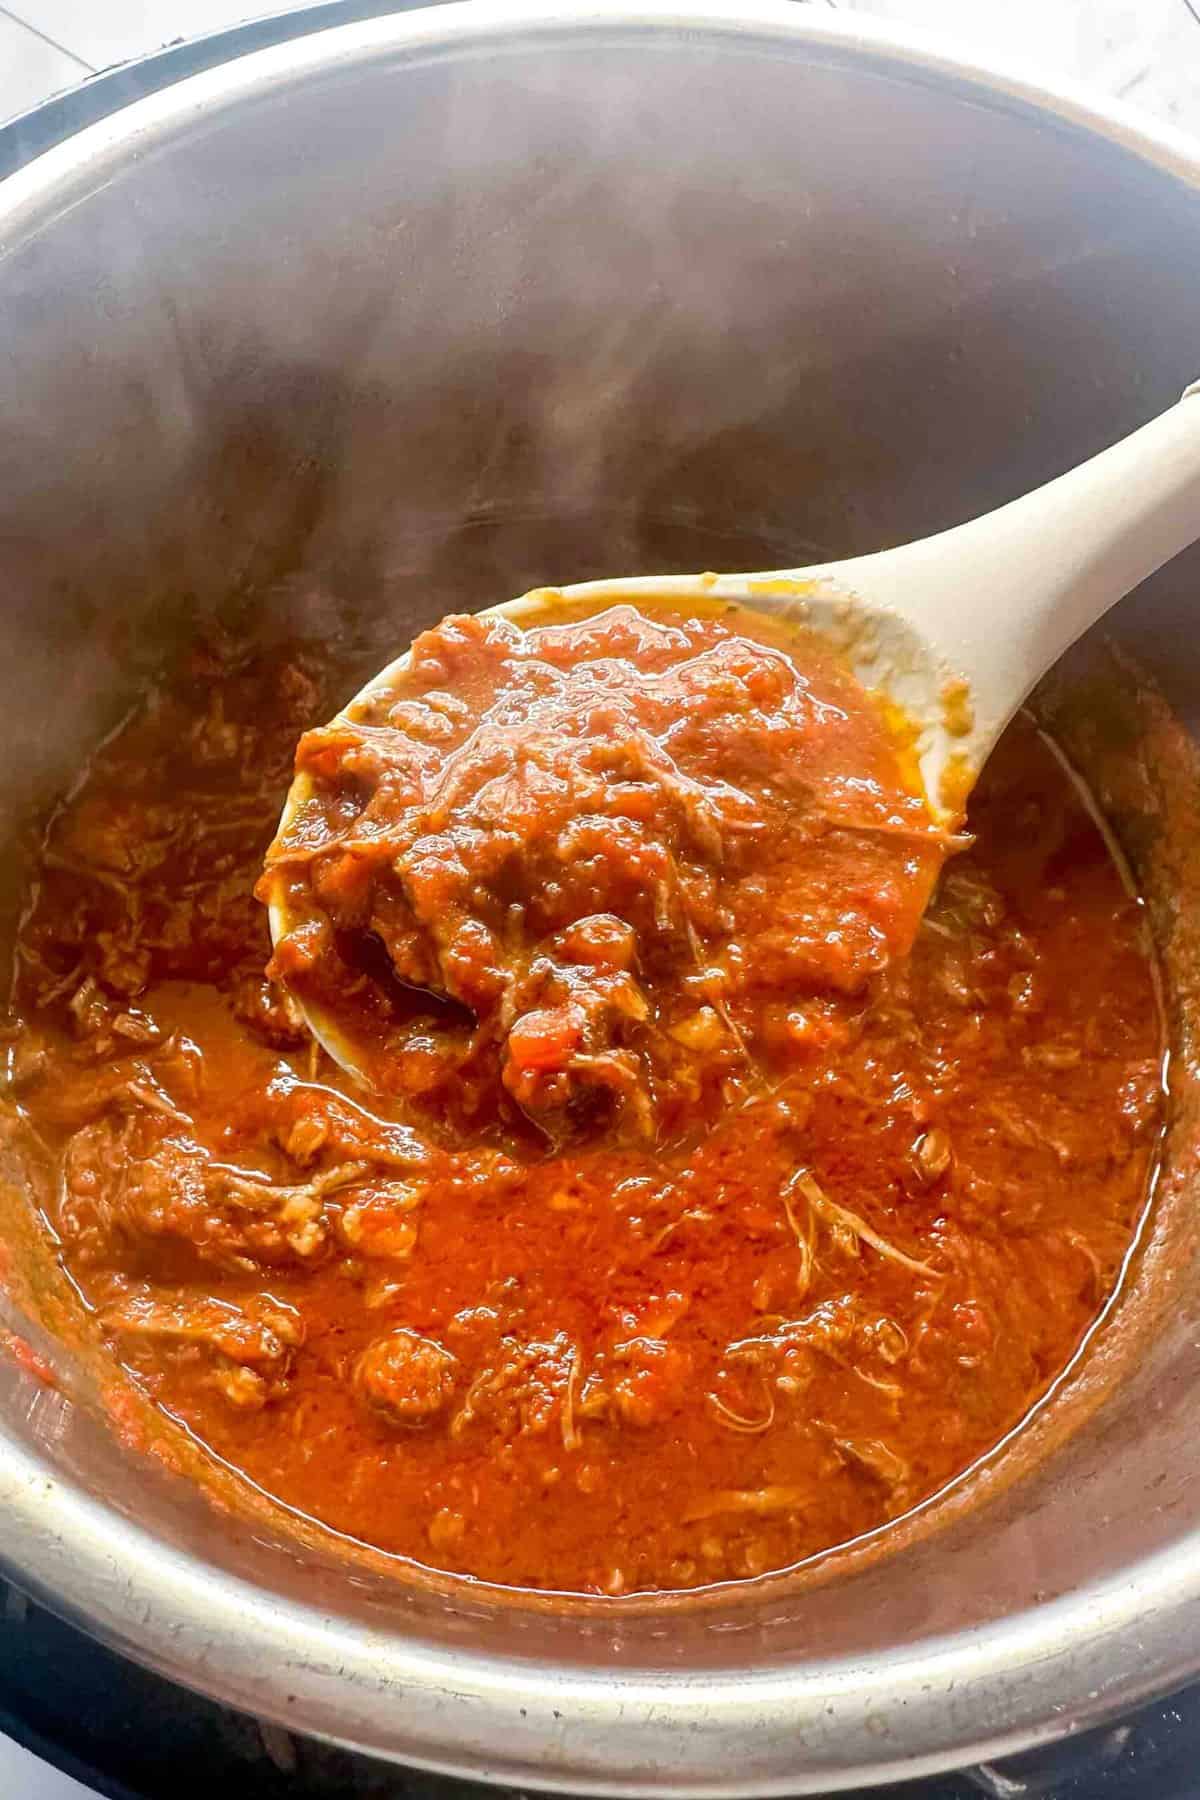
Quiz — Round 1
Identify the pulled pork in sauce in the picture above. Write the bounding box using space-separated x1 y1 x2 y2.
261 606 949 1140
3 605 1164 1594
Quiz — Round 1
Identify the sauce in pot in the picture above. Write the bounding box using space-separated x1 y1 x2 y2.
5 605 1164 1594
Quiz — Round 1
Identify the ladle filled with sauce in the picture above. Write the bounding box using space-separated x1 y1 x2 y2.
260 599 958 1125
263 378 1200 1095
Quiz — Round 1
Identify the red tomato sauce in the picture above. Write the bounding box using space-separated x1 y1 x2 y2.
6 606 1164 1594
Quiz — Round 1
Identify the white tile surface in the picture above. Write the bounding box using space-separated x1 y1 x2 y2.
0 12 88 124
0 1731 96 1798
837 0 1200 132
5 0 312 70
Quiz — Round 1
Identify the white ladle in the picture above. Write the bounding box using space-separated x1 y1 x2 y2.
268 380 1200 1077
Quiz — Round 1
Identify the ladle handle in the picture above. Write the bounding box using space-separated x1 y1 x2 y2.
800 379 1200 748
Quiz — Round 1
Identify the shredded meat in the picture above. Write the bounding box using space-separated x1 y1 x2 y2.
355 1329 456 1426
103 1289 303 1410
61 1116 255 1271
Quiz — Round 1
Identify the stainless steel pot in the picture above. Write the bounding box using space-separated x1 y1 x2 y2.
4 4 1200 1791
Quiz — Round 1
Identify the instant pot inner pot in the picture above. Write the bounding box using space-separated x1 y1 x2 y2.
3 20 1200 1787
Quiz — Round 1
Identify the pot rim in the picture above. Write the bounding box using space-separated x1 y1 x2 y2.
3 4 1200 1792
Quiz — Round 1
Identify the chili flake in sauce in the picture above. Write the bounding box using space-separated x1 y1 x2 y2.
4 607 1164 1594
